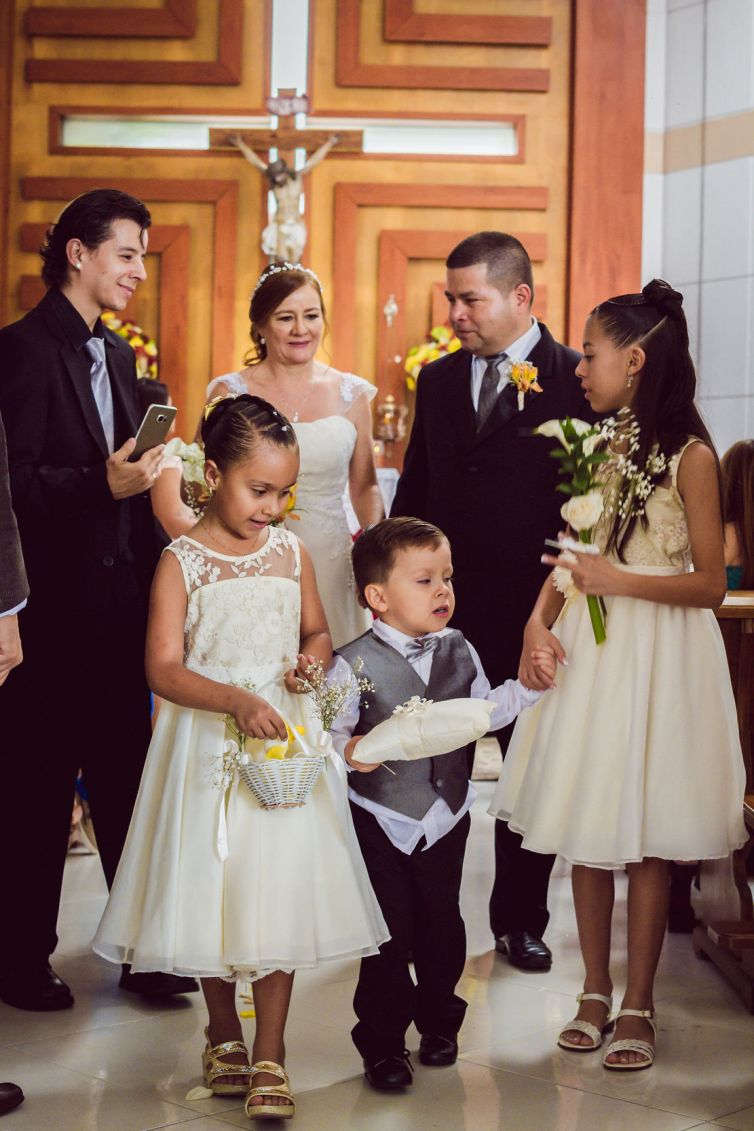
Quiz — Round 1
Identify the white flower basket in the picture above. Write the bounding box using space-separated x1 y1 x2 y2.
238 754 325 809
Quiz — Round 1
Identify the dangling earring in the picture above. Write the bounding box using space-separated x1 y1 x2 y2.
626 369 634 388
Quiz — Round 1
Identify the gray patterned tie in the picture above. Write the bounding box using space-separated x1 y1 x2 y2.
476 352 506 432
85 337 115 455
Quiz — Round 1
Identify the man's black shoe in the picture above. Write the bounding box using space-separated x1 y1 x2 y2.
419 1034 458 1066
0 964 74 1011
119 967 199 997
0 1083 24 1115
495 931 552 971
363 1050 414 1090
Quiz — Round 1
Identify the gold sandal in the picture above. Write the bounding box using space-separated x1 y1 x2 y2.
202 1027 252 1095
244 1061 295 1121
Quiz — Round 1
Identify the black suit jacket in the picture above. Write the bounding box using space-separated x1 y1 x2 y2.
0 412 28 614
391 322 596 685
0 288 161 659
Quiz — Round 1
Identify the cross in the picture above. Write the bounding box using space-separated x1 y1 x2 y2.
209 90 363 165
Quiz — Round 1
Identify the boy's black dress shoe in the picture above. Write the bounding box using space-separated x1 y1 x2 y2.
0 964 74 1011
118 966 199 997
495 931 552 971
363 1051 414 1090
419 1034 458 1066
0 1083 24 1115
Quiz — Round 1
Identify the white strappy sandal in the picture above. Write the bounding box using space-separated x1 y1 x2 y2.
602 1008 657 1071
557 992 613 1051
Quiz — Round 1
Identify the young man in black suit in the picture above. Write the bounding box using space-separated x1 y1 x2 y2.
391 231 595 971
0 189 197 1009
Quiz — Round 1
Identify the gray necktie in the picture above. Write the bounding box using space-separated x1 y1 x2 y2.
476 353 506 432
405 634 440 663
84 337 115 455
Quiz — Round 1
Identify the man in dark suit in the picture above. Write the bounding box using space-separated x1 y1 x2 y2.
0 189 197 1009
392 231 594 970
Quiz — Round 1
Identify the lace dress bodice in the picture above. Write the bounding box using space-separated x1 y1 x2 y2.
594 439 698 571
167 526 301 683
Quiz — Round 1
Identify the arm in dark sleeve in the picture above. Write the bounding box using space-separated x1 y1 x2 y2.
0 331 113 518
0 412 29 611
390 369 429 519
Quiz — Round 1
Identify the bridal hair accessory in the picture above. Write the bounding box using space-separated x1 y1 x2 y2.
252 262 323 297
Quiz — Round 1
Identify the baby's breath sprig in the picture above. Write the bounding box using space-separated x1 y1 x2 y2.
301 658 374 732
604 410 669 523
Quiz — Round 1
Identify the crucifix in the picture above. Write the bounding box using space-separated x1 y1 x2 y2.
210 91 363 264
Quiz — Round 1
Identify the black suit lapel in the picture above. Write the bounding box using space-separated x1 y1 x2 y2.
442 351 476 448
472 323 559 447
60 343 110 459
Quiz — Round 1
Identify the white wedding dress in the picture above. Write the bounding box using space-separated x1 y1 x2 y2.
93 526 388 978
206 370 375 648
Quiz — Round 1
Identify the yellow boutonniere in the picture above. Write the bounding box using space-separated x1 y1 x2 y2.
506 361 543 411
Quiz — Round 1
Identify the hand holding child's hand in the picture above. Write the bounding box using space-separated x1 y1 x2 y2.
230 688 287 741
530 646 557 690
345 735 381 774
284 653 317 694
542 540 622 597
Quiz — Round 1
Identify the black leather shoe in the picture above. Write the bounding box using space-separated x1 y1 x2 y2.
0 1083 24 1115
495 931 552 971
363 1050 414 1090
118 967 199 997
419 1034 458 1066
0 964 74 1011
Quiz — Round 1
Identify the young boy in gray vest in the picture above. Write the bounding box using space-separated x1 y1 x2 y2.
329 516 555 1092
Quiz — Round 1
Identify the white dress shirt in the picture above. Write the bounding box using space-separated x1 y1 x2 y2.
329 619 542 855
469 317 542 411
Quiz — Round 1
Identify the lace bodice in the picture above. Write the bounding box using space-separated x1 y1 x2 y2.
594 439 699 570
166 526 302 681
205 368 375 422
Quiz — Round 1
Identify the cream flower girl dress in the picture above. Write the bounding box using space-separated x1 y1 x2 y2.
490 439 746 867
94 525 387 978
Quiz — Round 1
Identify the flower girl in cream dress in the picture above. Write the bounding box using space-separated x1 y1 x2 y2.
94 394 387 1120
491 280 745 1073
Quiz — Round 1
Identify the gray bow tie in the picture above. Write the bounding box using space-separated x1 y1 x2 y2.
85 336 115 455
405 634 440 662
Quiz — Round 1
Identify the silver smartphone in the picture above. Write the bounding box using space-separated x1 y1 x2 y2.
128 404 177 461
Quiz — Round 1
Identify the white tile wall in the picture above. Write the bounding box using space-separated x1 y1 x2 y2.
704 0 754 117
663 167 703 282
701 158 754 281
698 275 752 397
665 2 705 127
644 0 754 447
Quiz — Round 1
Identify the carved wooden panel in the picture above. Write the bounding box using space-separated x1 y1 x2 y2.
383 0 552 47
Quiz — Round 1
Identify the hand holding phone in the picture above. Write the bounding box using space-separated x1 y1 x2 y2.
128 404 177 462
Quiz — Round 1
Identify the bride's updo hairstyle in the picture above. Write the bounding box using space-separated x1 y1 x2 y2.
201 393 298 471
244 263 327 366
591 278 718 558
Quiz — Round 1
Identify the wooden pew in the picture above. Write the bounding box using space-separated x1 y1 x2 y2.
692 592 754 1009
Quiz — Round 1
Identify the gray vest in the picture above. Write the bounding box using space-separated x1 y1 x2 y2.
338 628 476 820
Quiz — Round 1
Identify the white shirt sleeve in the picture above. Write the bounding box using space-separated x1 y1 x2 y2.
465 640 542 730
327 655 362 764
0 599 26 617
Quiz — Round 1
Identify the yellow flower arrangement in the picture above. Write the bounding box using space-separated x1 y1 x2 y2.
506 360 543 411
404 324 462 391
101 311 158 380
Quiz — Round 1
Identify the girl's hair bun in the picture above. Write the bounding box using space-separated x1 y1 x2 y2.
641 278 684 321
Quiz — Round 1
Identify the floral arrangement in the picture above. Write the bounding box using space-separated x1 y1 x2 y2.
504 360 542 411
164 438 211 516
404 324 462 391
101 311 158 380
535 417 611 644
271 483 300 525
301 657 374 732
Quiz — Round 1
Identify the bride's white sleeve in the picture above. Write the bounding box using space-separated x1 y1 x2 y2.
206 371 246 398
339 373 377 413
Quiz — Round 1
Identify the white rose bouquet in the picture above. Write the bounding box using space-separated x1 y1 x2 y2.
535 417 612 644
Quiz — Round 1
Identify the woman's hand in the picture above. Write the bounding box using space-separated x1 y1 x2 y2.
541 543 624 598
518 619 566 690
229 688 287 741
284 652 317 694
345 735 381 774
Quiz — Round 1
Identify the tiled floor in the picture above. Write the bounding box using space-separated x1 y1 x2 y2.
2 783 754 1130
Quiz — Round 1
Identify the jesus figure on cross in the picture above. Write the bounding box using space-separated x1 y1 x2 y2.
230 132 340 263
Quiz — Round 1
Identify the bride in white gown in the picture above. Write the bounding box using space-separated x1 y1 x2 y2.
206 263 384 648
